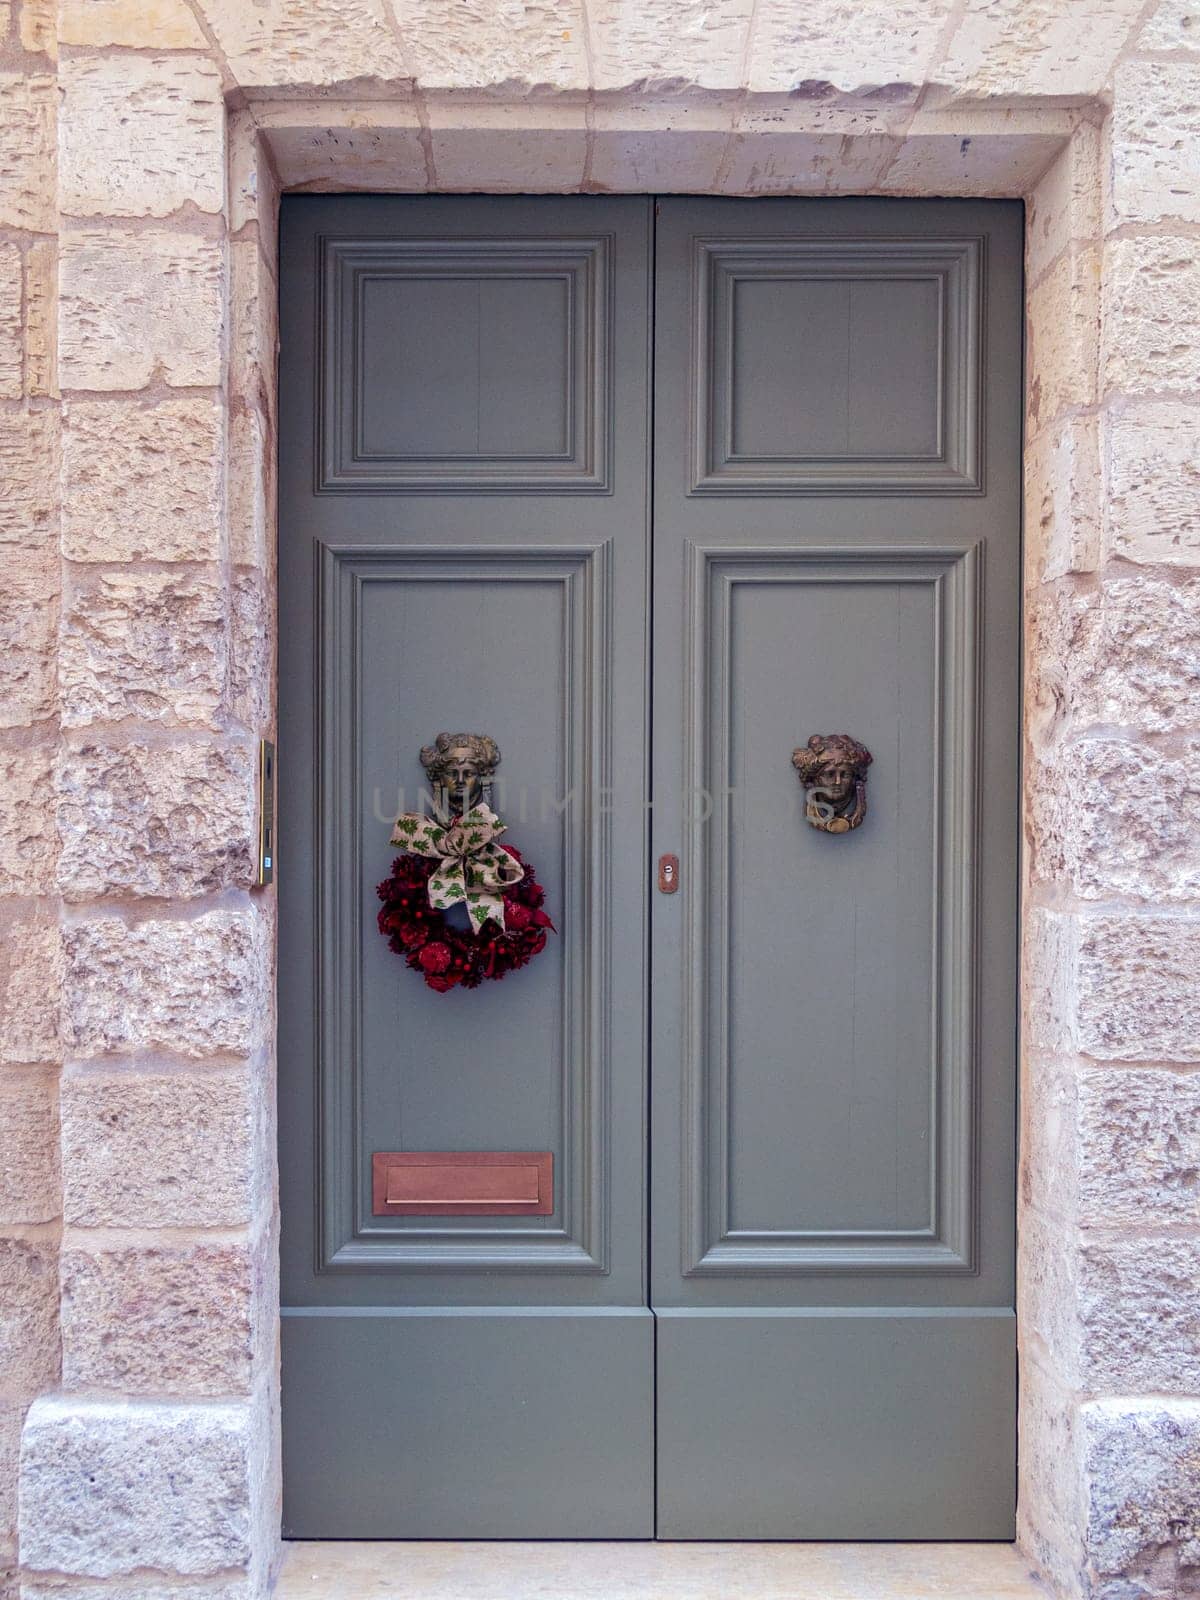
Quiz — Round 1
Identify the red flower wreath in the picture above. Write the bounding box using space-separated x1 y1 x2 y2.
376 845 554 992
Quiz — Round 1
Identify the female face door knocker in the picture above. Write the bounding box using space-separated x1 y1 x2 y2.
420 730 500 821
792 733 873 834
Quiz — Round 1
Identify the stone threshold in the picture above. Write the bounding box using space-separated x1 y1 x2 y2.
278 1539 1051 1598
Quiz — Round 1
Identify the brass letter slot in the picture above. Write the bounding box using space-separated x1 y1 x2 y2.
372 1151 554 1216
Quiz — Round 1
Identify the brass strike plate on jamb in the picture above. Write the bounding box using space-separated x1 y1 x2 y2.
257 740 275 887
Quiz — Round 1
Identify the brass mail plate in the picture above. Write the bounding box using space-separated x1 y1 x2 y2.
372 1151 554 1216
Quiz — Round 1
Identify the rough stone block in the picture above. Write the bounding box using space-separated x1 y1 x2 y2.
1077 914 1200 1062
24 240 57 400
396 0 587 91
1024 414 1101 582
59 230 224 391
430 104 587 191
1111 61 1200 229
936 0 1137 100
0 550 58 729
18 1398 256 1577
0 1238 59 1397
1104 235 1200 398
0 409 57 548
19 0 55 56
61 569 226 730
1081 1399 1200 1596
1139 0 1200 53
1080 1238 1200 1395
60 1070 256 1228
61 1241 256 1397
745 1 949 93
591 0 752 92
1026 574 1200 737
0 76 55 233
58 0 207 47
0 1072 59 1226
1027 247 1099 435
0 916 61 1066
229 571 272 733
62 910 269 1061
199 0 409 89
61 398 222 564
1031 737 1200 902
60 56 224 221
1078 1066 1200 1229
0 246 21 400
56 742 256 900
1106 401 1200 565
1026 122 1101 289
0 749 56 897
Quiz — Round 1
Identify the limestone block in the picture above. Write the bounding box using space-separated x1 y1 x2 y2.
1017 1203 1080 1383
24 240 57 400
265 119 427 194
196 0 408 88
1022 907 1077 1055
430 103 587 191
60 1071 257 1227
395 0 587 92
746 1 951 94
61 397 222 564
589 108 731 192
1103 235 1200 398
1026 247 1100 437
0 550 58 729
1024 415 1101 583
1076 914 1200 1062
0 76 55 234
60 56 224 220
936 0 1139 101
61 1241 256 1397
1110 61 1200 229
1026 122 1101 289
1081 1399 1200 1594
59 231 224 391
0 1238 59 1397
228 405 271 570
18 1398 255 1577
0 246 21 401
880 128 1066 199
1026 574 1200 737
1106 401 1200 565
1139 0 1200 53
0 1072 59 1226
1080 1239 1200 1394
1017 1372 1084 1599
1031 738 1200 902
58 0 207 48
19 0 55 56
229 570 272 734
0 1398 21 1550
62 910 269 1060
22 1578 255 1600
56 742 256 900
229 239 276 415
0 749 56 897
0 409 57 547
590 0 752 92
1078 1066 1200 1228
719 131 899 195
61 569 226 729
1019 1052 1078 1224
0 916 62 1065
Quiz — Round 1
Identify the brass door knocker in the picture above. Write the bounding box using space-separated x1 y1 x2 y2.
419 731 500 821
792 734 873 833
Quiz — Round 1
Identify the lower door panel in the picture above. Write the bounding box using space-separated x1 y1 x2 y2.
282 1308 655 1538
655 1309 1016 1539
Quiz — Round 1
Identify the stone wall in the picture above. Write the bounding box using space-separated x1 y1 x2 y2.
0 2 1196 1597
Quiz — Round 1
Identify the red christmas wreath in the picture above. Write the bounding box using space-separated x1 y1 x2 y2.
376 846 554 992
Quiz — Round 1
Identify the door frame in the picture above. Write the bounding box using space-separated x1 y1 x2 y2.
231 96 1091 1579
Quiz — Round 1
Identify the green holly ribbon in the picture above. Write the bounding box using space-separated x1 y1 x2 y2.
389 804 525 934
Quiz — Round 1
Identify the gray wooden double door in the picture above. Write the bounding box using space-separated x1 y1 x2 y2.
278 195 1021 1541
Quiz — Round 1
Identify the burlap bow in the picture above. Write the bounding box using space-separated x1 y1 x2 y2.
389 804 525 933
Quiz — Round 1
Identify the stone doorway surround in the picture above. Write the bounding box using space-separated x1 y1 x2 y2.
2 4 1198 1599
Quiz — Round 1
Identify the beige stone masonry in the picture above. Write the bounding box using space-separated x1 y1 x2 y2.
1 0 1198 1597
